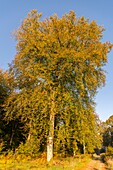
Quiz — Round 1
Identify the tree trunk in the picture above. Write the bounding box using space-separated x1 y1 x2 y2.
9 130 14 147
27 120 32 142
83 137 85 154
47 91 55 162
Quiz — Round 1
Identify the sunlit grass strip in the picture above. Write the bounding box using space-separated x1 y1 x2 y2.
0 154 91 170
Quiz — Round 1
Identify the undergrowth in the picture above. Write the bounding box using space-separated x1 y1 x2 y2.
0 153 91 170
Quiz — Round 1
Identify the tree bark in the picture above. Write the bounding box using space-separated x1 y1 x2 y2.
47 91 55 162
27 120 32 142
83 136 86 154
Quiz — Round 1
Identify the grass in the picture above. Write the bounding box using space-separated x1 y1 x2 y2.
0 154 91 170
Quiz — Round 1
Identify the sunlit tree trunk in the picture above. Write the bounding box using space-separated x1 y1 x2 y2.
83 136 86 154
27 120 32 142
47 91 55 162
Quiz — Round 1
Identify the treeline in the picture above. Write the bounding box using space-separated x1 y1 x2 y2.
0 10 112 160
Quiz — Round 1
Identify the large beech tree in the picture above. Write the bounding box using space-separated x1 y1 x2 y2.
5 10 112 160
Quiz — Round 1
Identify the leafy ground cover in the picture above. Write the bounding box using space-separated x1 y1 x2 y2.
101 154 113 170
106 159 113 170
100 146 113 170
0 154 91 170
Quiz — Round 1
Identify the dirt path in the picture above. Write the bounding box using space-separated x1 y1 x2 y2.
83 156 107 170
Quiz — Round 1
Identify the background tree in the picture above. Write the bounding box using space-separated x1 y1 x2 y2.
4 10 112 160
0 69 9 151
0 70 26 152
75 109 102 154
102 115 113 147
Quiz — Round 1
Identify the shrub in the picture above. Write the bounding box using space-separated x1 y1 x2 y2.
106 146 113 156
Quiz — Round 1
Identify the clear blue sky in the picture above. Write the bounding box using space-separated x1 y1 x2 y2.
0 0 113 121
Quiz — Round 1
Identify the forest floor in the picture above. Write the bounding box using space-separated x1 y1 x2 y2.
0 154 110 170
82 155 107 170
